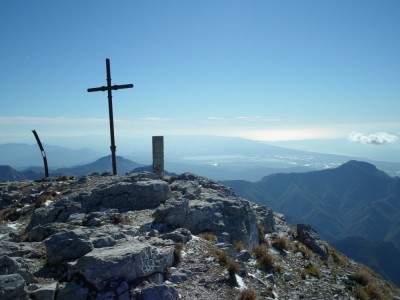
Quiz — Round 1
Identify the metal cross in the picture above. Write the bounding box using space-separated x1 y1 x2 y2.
87 58 133 175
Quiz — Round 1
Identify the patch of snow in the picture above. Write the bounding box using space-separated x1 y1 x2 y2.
191 235 201 240
7 222 21 230
44 200 53 207
235 274 246 290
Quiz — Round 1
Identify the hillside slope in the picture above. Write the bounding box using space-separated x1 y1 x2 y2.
223 160 400 285
0 173 399 299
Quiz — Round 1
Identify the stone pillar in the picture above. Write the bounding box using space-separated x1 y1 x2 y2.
152 136 164 178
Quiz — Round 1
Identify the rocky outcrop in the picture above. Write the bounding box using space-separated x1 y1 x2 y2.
297 223 329 259
154 173 259 248
0 273 26 300
68 238 174 290
0 172 398 300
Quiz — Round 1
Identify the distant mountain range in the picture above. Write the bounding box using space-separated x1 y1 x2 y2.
53 155 144 177
0 156 144 180
0 143 104 169
222 160 400 286
3 140 400 182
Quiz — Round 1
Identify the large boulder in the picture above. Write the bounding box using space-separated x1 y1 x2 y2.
141 283 179 300
251 203 274 233
0 255 35 284
154 174 259 248
297 224 328 259
43 229 93 265
80 179 172 212
0 274 26 300
26 199 82 231
68 239 174 290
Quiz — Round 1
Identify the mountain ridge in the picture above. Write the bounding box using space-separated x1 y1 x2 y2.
222 160 400 286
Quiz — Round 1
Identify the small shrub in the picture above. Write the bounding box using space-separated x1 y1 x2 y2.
301 266 322 279
226 258 240 284
257 223 269 246
199 232 217 242
237 288 257 300
325 243 346 265
256 251 274 272
174 243 183 264
252 244 269 259
354 287 368 300
365 284 385 300
294 242 313 259
214 248 229 265
350 271 369 286
35 194 51 208
272 236 291 251
233 240 245 252
274 263 283 274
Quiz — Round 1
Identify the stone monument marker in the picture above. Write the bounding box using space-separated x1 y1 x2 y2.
152 136 164 178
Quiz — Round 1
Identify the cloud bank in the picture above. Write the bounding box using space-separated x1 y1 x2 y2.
348 132 398 145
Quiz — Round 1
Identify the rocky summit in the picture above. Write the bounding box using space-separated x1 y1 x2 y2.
0 172 399 300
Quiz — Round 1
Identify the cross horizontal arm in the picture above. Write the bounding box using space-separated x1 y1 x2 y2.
87 86 107 92
87 84 134 93
112 84 134 90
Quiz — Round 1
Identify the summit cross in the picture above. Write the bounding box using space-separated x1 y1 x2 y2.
87 58 133 175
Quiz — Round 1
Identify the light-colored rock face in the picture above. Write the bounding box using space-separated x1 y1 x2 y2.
0 172 399 300
154 174 260 248
68 239 174 290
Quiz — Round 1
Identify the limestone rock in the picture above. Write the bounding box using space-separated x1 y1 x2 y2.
43 229 93 265
160 228 192 244
154 174 259 248
297 224 328 259
141 283 179 300
68 239 174 290
0 255 35 284
251 203 274 233
81 179 172 212
26 199 81 231
56 281 88 300
0 274 26 300
29 282 58 300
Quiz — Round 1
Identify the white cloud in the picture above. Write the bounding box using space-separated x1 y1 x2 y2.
348 131 399 145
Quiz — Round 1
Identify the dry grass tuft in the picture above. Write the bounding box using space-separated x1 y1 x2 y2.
294 242 313 259
35 194 51 208
174 243 183 264
350 271 370 286
252 244 269 259
354 287 368 300
199 232 217 242
252 245 276 272
272 236 291 251
257 223 269 246
213 248 230 265
232 240 245 252
226 258 240 284
237 288 257 300
301 266 322 279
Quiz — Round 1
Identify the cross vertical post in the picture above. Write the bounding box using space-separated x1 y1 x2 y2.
87 58 133 175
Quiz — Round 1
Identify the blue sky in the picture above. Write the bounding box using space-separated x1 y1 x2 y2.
1 1 400 161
